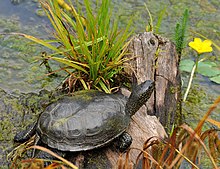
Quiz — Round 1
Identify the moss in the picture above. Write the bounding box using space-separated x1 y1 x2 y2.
0 89 56 166
0 16 20 32
83 149 112 169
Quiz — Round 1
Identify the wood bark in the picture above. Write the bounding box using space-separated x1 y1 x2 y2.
125 32 182 131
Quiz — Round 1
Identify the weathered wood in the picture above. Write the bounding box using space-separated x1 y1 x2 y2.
125 32 182 131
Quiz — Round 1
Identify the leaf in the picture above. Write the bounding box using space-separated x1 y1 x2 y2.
197 61 220 77
44 162 62 169
206 118 220 128
9 32 61 52
79 79 88 90
179 59 194 73
98 80 111 93
180 60 220 79
197 65 220 77
210 75 220 84
198 61 217 67
50 57 89 74
28 145 78 169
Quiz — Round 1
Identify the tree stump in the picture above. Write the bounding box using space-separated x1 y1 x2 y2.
125 32 182 131
71 32 181 168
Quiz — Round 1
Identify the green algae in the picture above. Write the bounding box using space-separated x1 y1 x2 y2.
0 34 62 93
0 88 55 167
0 16 20 33
182 82 219 130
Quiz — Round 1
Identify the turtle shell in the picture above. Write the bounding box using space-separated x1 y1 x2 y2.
36 90 130 151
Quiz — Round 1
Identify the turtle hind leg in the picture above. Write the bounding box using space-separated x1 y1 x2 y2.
116 132 132 152
14 122 37 142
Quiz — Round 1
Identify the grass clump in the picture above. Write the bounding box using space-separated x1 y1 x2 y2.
12 0 133 93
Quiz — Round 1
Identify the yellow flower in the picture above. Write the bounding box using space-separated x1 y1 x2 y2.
189 38 213 54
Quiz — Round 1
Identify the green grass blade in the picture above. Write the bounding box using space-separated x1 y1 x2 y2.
49 57 89 74
155 7 166 34
98 79 110 93
79 79 89 90
10 32 60 52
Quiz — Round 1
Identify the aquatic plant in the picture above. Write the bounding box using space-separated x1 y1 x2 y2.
9 0 132 93
173 9 219 101
182 38 212 101
180 33 220 86
144 3 166 34
189 38 213 54
174 9 189 57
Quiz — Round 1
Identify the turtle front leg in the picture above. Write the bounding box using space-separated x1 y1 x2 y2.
14 122 37 142
116 132 132 152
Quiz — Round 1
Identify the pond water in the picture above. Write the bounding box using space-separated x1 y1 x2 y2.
0 0 219 168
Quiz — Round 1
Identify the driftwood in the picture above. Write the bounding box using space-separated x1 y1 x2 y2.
69 32 181 168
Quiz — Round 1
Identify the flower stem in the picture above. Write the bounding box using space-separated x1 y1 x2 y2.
183 64 197 101
183 54 201 102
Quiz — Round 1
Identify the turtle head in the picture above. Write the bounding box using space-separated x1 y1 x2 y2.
125 80 155 117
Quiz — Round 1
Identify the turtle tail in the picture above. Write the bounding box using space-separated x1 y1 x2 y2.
14 122 37 142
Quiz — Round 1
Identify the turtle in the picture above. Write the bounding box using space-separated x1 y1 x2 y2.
14 80 155 159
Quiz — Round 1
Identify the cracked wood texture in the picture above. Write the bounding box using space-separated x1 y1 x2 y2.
70 32 181 169
125 32 182 130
